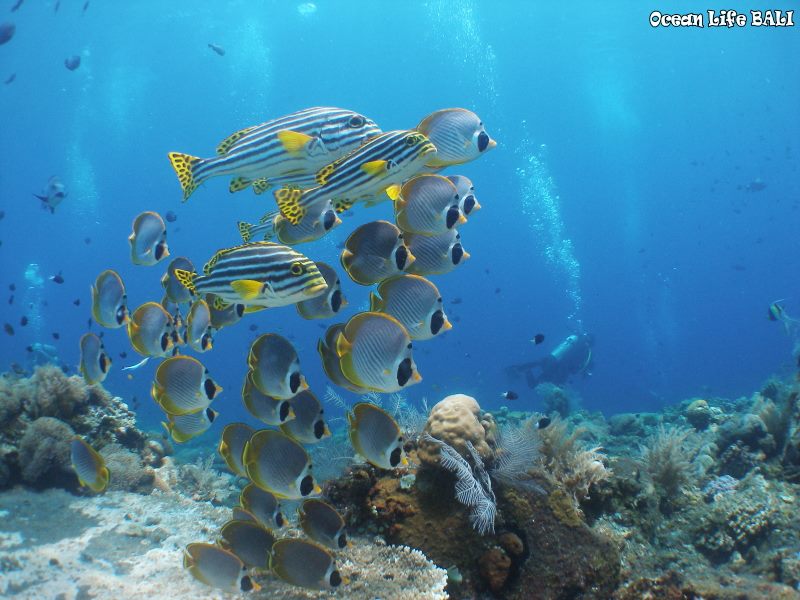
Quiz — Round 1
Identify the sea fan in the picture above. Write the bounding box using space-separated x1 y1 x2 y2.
493 420 541 483
324 385 349 411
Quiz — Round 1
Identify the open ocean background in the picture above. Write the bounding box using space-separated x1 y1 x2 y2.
0 0 798 434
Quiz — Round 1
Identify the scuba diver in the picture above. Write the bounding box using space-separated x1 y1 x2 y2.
508 332 594 389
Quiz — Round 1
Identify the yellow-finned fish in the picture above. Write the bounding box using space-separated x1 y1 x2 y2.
183 543 260 593
242 371 296 426
242 429 321 499
447 175 481 216
167 107 381 201
240 483 286 529
129 211 170 266
219 519 276 569
174 242 327 309
127 302 175 357
186 299 214 353
404 229 470 277
280 390 330 445
247 333 308 400
238 199 342 245
416 108 496 168
394 174 466 235
162 407 218 443
274 130 437 225
334 312 421 393
296 261 347 320
70 437 110 492
347 402 408 469
370 274 452 341
151 355 221 415
161 257 195 305
79 332 111 385
270 538 344 590
218 422 255 477
340 220 415 286
206 294 245 329
317 324 372 394
298 499 347 550
91 270 129 329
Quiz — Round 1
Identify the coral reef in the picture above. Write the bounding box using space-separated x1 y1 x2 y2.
417 393 497 466
0 366 157 493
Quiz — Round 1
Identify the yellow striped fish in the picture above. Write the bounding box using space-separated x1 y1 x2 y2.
174 242 327 309
167 107 381 201
274 130 437 225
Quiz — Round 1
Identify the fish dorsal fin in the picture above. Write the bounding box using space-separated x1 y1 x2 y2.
274 186 305 226
173 269 197 294
333 198 353 214
252 178 271 195
315 164 335 186
385 184 401 201
243 305 267 314
277 130 315 155
237 221 254 243
334 331 352 358
360 160 389 177
231 279 264 301
368 291 382 312
229 177 252 193
258 210 279 225
217 126 257 155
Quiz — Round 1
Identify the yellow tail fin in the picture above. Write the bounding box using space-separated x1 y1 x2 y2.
173 269 197 294
274 186 305 225
238 221 254 243
167 152 201 201
229 177 252 193
252 178 271 195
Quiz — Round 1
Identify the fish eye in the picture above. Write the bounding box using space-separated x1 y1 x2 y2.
205 407 217 422
389 447 402 467
289 371 302 394
290 262 304 276
446 205 460 229
463 195 476 214
279 401 291 422
407 343 412 349
396 358 413 387
235 304 245 317
313 420 326 439
204 377 218 400
348 115 365 128
240 576 255 592
299 474 314 496
330 289 342 313
330 570 343 587
275 512 285 527
337 533 347 549
405 135 415 146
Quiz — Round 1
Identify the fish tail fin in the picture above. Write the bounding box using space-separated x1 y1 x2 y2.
229 177 252 193
237 221 254 243
167 152 201 201
173 269 197 294
252 178 271 195
274 186 305 225
368 291 383 312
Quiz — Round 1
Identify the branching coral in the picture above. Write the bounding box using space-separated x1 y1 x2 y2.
17 416 75 486
176 455 236 504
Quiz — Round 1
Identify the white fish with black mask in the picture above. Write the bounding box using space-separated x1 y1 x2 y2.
33 176 67 213
129 211 170 266
416 108 496 168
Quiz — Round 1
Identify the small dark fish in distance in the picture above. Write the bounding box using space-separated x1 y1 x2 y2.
20 316 28 326
73 298 80 306
531 333 545 345
208 43 225 56
87 318 92 328
52 332 60 340
537 417 551 429
65 55 81 71
0 22 15 45
743 179 767 193
84 237 91 244
54 0 60 12
82 1 90 14
119 351 127 359
11 0 25 12
501 391 518 400
8 295 13 305
0 210 4 220
50 272 64 284
450 297 463 305
249 324 258 331
9 284 15 291
165 210 177 223
4 323 14 336
4 73 16 85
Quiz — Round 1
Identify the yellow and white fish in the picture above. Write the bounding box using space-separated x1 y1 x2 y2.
394 174 466 235
298 499 347 550
317 324 372 394
242 371 296 426
270 538 344 590
168 107 381 201
404 229 470 276
79 332 111 385
447 175 481 216
70 437 110 493
183 543 260 593
174 242 327 309
218 422 255 477
127 302 175 357
340 220 415 286
161 257 195 305
240 483 286 529
280 390 330 445
248 333 308 400
347 402 408 469
274 130 437 225
162 407 218 443
186 299 214 353
242 429 321 499
333 311 421 393
370 274 452 340
129 211 169 266
151 355 221 415
219 519 276 569
416 108 496 168
238 199 342 245
91 270 129 329
296 261 347 320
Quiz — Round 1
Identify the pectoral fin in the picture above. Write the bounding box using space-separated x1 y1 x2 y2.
277 130 315 154
231 280 264 301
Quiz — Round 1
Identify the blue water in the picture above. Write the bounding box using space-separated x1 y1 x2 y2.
0 0 798 433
